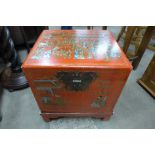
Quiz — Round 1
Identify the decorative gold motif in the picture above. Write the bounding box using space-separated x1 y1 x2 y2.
42 97 51 104
34 78 65 106
91 96 107 108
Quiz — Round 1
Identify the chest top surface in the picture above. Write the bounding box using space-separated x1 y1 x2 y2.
22 30 132 69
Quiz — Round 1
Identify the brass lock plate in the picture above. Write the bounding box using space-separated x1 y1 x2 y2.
56 71 97 91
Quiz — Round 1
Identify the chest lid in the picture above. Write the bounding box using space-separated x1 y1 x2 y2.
22 30 132 69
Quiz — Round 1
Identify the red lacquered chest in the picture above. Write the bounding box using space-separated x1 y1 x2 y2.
22 30 132 122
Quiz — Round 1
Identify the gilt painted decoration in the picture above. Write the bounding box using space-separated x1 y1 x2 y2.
31 31 121 61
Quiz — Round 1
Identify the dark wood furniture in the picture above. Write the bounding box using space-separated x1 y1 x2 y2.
22 30 132 122
0 27 28 91
117 26 155 70
138 54 155 98
147 33 155 51
9 26 48 51
61 26 72 30
87 26 107 30
0 85 3 121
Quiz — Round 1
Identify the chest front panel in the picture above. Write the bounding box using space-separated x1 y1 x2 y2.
24 67 129 114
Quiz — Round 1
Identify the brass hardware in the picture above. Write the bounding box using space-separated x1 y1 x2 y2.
34 79 57 83
36 87 53 94
91 96 107 108
42 96 51 104
34 79 61 89
56 71 97 91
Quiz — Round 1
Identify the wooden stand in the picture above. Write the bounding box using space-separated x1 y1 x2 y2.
41 113 112 122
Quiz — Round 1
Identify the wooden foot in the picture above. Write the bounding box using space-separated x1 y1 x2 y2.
102 115 112 121
41 114 51 122
41 114 64 122
94 114 112 121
